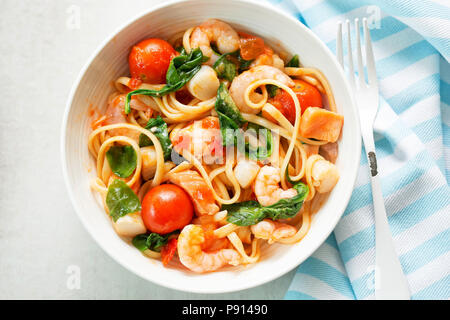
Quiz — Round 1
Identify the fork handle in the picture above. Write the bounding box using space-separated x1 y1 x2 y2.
361 130 411 300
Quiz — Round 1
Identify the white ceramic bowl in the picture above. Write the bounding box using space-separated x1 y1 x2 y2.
62 0 361 293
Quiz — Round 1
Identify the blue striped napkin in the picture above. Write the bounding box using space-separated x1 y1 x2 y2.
265 0 450 300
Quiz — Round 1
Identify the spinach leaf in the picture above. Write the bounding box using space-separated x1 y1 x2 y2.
175 46 186 54
286 54 300 67
266 84 279 98
245 123 273 160
106 179 141 222
223 201 266 226
139 116 172 160
214 84 272 160
213 53 237 82
234 51 254 72
212 50 253 81
125 48 208 114
132 234 151 251
132 231 177 252
105 145 137 178
210 43 221 56
215 83 245 146
215 83 245 127
224 182 309 226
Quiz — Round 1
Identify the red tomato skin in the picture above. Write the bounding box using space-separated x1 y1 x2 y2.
141 184 194 234
270 90 297 124
129 39 177 84
161 238 177 266
269 79 323 124
292 79 323 114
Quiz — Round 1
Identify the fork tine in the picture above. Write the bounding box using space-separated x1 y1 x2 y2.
363 18 377 85
355 18 365 86
346 19 355 86
336 22 344 67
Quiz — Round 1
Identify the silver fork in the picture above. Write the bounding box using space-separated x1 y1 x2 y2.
337 18 410 300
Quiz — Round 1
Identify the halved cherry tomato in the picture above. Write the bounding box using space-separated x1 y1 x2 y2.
129 38 177 84
239 32 265 60
141 184 194 234
161 238 177 266
267 79 323 124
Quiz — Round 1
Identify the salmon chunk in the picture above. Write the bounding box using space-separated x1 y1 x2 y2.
168 170 219 216
299 107 343 142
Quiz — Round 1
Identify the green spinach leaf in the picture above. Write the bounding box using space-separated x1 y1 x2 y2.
286 54 300 67
213 53 237 82
106 179 141 222
234 51 254 72
125 48 208 114
132 231 177 252
224 182 309 226
212 50 253 81
215 83 245 146
175 46 186 54
215 83 245 127
245 123 273 160
266 84 279 98
139 116 172 160
132 234 151 251
214 84 272 160
105 145 137 178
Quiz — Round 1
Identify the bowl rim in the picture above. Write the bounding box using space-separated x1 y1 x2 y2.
61 0 361 294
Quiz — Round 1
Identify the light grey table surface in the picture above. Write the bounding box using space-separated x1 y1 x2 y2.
0 0 297 299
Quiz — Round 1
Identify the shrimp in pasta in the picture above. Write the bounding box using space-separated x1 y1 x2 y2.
177 224 241 273
250 219 297 244
190 19 240 65
253 165 297 206
230 65 294 114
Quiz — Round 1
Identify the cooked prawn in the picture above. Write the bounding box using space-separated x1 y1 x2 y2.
177 224 241 273
251 52 284 69
104 94 140 140
229 65 295 114
250 219 296 244
105 95 127 125
253 165 297 206
190 19 240 65
250 46 285 70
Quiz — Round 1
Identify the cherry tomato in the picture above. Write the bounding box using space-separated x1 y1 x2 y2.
161 238 177 266
239 32 265 60
128 38 177 84
292 79 323 113
269 90 297 124
267 79 323 124
141 184 193 234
